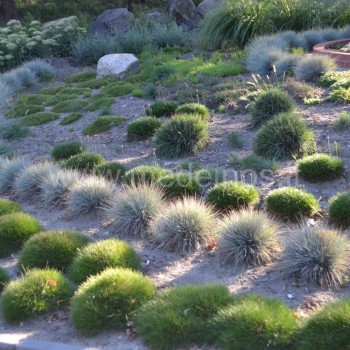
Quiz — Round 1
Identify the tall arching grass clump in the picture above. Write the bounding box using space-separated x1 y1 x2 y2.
0 158 28 192
18 231 90 272
67 175 114 216
14 162 59 199
282 225 350 287
218 210 279 268
70 268 155 336
40 169 81 206
106 184 164 237
1 269 74 323
67 239 141 284
136 284 233 349
155 115 209 159
151 198 216 253
253 113 315 160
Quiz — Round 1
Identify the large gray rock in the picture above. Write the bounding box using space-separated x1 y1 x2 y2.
89 8 134 36
146 9 169 25
169 0 202 29
197 0 222 18
97 54 140 79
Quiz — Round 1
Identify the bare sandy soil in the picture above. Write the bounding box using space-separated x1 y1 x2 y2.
1 57 350 348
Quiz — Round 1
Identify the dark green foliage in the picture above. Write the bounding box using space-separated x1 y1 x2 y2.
0 199 22 216
208 181 259 211
0 213 42 258
1 269 74 323
83 116 124 135
251 88 295 128
334 112 350 130
228 132 243 148
145 101 178 118
59 113 83 125
265 187 319 220
61 152 105 172
94 161 126 181
136 284 233 350
1 124 29 140
127 117 162 141
329 192 350 228
65 72 96 83
9 104 44 118
124 165 169 185
297 154 344 182
84 98 115 112
52 99 89 113
298 299 350 350
0 268 10 293
67 239 141 284
18 231 90 272
157 173 199 198
195 168 224 187
103 83 135 97
239 154 280 173
155 115 209 158
253 113 315 160
51 141 86 161
21 112 59 126
176 103 210 120
212 294 298 350
70 268 155 336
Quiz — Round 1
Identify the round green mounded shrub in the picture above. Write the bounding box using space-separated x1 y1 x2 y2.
127 117 162 141
94 161 126 181
0 213 42 258
123 165 169 185
207 181 260 211
0 199 22 216
212 294 298 350
67 239 141 285
51 141 86 161
70 267 155 336
218 210 279 268
157 173 199 198
176 103 210 120
297 153 344 182
136 284 233 350
18 231 90 272
152 197 216 253
282 225 350 287
155 115 209 159
1 269 74 323
61 152 105 173
253 113 315 160
0 267 10 293
265 187 319 220
329 192 350 228
251 88 295 128
297 299 350 350
145 100 178 118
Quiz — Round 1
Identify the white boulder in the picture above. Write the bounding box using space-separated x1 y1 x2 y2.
96 54 140 79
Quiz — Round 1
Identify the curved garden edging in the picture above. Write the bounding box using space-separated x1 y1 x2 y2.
314 39 350 68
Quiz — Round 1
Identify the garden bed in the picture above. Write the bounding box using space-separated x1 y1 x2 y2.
313 39 350 68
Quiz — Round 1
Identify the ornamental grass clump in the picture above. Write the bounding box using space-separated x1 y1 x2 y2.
208 181 259 211
0 199 22 216
194 168 224 188
251 88 295 128
218 210 279 268
282 225 350 287
51 141 86 161
157 173 199 198
155 114 209 158
136 284 232 350
265 187 319 220
67 239 141 285
94 161 126 181
211 294 298 350
14 162 58 199
0 158 28 192
106 184 164 237
0 212 42 258
18 231 90 272
329 192 350 228
176 103 209 120
297 299 350 350
297 154 344 182
151 197 216 253
70 268 155 336
145 100 178 118
1 269 74 323
253 112 315 160
67 175 113 216
61 152 105 173
123 165 169 185
127 117 162 141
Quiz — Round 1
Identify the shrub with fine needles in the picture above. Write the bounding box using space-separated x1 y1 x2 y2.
329 192 350 229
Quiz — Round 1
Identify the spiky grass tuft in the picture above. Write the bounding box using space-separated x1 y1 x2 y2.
0 199 22 216
106 184 164 237
0 158 29 192
329 192 350 229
